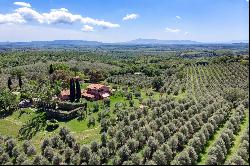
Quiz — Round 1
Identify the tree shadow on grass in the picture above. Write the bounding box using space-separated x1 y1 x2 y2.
18 112 47 140
0 110 13 119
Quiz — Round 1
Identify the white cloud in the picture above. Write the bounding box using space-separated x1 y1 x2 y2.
81 25 94 32
41 8 82 24
184 32 189 35
246 0 249 2
0 5 120 29
14 2 31 8
176 16 182 19
51 8 69 12
0 13 26 24
15 7 44 23
165 27 181 33
80 17 120 28
123 13 139 21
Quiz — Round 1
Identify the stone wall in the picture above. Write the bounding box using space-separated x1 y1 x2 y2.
44 101 87 121
57 101 87 111
45 107 85 121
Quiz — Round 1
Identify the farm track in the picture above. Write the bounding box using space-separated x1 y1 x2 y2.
197 111 233 165
223 111 249 164
197 110 249 165
4 117 24 126
188 66 197 102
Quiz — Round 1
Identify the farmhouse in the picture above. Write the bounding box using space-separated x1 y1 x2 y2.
82 84 111 100
58 83 111 101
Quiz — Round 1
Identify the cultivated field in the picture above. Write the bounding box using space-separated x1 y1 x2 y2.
0 46 249 165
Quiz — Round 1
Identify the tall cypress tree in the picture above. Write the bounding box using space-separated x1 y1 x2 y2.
7 77 12 91
18 75 23 89
70 78 75 102
49 64 54 75
75 78 81 102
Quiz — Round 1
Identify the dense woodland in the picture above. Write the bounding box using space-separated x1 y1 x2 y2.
0 45 249 165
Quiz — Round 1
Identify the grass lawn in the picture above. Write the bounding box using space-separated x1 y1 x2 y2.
0 108 102 147
0 108 36 137
171 90 188 101
0 119 21 137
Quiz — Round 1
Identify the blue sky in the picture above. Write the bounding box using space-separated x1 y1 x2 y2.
0 0 249 42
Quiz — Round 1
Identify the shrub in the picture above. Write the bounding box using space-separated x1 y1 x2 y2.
90 141 99 153
33 155 45 165
41 138 52 153
118 145 131 162
152 150 167 165
87 116 96 127
134 91 141 98
99 147 109 163
5 138 16 156
223 88 245 104
88 153 100 165
0 89 18 114
0 153 10 165
46 119 59 131
52 153 63 165
59 127 70 141
43 146 54 161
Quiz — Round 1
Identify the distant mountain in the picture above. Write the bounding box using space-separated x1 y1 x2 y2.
0 40 103 48
125 38 202 45
229 40 249 44
42 40 103 45
0 39 248 49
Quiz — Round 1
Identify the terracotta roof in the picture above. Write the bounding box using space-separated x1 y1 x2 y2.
82 92 95 98
60 89 70 96
87 84 106 90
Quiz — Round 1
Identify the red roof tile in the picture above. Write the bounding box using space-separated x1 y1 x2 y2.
60 89 70 96
87 84 106 90
82 92 95 98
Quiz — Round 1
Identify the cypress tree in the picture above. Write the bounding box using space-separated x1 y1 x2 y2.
49 64 54 75
152 77 164 92
18 76 22 89
75 79 81 102
7 77 12 91
70 78 75 102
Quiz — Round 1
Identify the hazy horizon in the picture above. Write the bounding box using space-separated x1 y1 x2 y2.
0 38 249 44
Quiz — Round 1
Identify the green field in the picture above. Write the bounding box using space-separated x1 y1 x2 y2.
0 86 163 148
0 48 248 165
